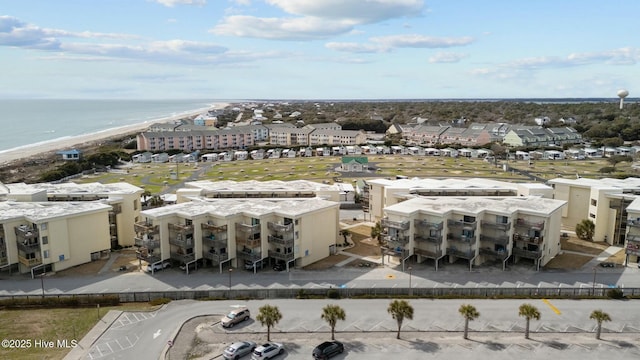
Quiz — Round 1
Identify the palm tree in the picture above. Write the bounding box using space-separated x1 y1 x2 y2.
339 229 351 245
388 299 414 339
256 304 282 341
575 219 595 241
458 304 479 340
518 303 541 339
321 304 346 340
371 221 383 246
141 189 151 207
590 309 611 340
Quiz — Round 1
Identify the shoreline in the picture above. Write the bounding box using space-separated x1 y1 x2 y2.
0 102 230 166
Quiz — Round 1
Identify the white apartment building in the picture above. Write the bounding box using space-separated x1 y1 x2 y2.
381 196 566 271
135 197 340 273
175 180 343 203
548 177 640 246
625 197 640 265
0 202 112 275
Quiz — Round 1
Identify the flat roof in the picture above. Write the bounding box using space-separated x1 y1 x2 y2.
0 201 112 222
184 180 340 193
141 197 339 219
367 178 523 190
384 196 566 217
6 182 144 196
548 177 640 190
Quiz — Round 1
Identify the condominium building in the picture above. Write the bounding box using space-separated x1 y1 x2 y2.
5 182 144 248
364 178 554 220
380 196 566 271
548 177 640 246
135 197 340 273
0 202 112 275
624 198 640 264
175 180 342 203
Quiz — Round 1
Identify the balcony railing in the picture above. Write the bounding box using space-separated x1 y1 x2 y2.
414 248 443 259
479 247 509 259
268 222 294 233
203 234 227 246
202 251 229 263
18 255 42 267
169 236 194 248
479 234 510 246
383 235 410 244
268 234 294 246
168 223 194 233
382 246 409 258
236 250 262 262
236 223 261 234
268 250 295 261
201 223 228 233
381 218 410 231
134 221 159 235
414 219 444 231
515 219 545 231
446 247 475 259
480 220 511 231
447 219 477 230
627 234 640 243
134 237 160 249
513 247 542 259
513 234 543 244
414 234 443 244
17 241 41 253
447 233 474 243
15 226 39 241
170 251 195 263
0 255 7 266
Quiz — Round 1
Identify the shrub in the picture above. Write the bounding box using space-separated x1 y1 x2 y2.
327 288 340 299
607 288 625 299
149 297 172 306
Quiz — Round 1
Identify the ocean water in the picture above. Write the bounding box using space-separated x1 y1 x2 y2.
0 99 218 153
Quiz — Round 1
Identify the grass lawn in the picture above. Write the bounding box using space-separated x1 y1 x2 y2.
0 303 157 360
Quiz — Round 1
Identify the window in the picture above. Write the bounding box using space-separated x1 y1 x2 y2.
591 199 597 206
589 213 596 219
43 250 49 259
42 236 48 245
133 199 138 211
40 223 48 230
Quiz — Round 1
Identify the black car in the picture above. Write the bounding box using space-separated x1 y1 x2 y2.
599 262 615 268
273 262 286 272
312 341 344 360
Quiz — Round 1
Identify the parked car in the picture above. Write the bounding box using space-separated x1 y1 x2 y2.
599 262 615 268
244 260 263 271
223 341 257 360
221 307 251 328
146 261 171 272
272 261 286 272
312 341 344 359
251 342 283 360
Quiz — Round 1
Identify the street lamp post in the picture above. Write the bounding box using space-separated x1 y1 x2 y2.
40 273 45 299
228 268 233 290
592 267 597 295
408 266 413 296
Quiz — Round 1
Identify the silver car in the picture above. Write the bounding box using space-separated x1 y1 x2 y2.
223 341 256 360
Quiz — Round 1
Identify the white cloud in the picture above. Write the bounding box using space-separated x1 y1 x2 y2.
325 42 385 53
211 15 353 40
506 48 640 69
429 52 468 63
154 0 206 7
230 0 252 5
265 0 424 23
326 34 475 53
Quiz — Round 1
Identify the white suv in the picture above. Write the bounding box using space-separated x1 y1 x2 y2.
251 342 283 360
146 261 171 272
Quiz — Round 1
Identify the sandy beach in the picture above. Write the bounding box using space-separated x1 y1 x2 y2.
0 102 230 166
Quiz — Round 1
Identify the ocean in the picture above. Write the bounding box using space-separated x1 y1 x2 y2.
0 99 218 153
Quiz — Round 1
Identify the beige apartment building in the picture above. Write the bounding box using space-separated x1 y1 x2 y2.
625 197 640 265
380 196 566 271
135 197 340 273
0 202 112 275
364 178 554 220
5 182 144 248
548 177 640 246
175 180 343 203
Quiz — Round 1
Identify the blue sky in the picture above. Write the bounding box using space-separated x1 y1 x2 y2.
1 0 638 99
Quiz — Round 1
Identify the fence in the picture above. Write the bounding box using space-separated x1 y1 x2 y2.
0 286 638 303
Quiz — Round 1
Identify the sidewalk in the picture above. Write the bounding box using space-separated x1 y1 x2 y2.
581 246 624 270
64 310 123 360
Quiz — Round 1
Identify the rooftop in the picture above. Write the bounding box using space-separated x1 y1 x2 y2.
6 182 144 196
183 179 340 193
0 201 113 222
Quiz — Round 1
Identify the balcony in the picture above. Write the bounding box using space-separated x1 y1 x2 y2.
203 234 227 246
480 220 511 231
18 255 42 267
447 233 474 243
15 225 39 241
134 221 159 235
169 235 194 248
414 248 443 259
236 223 261 234
0 254 7 266
479 234 509 246
201 223 228 233
134 237 160 249
627 234 640 244
382 246 409 258
513 247 542 259
202 250 229 263
447 219 477 230
479 247 509 260
168 223 194 234
414 234 443 244
414 219 444 231
515 218 545 231
268 222 294 233
170 250 195 263
268 249 295 261
17 240 41 253
446 247 475 259
513 234 543 244
383 235 409 244
381 218 410 231
237 249 262 262
268 234 294 246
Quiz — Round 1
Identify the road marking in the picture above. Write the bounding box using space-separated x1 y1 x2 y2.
153 329 162 339
385 274 396 279
542 299 562 315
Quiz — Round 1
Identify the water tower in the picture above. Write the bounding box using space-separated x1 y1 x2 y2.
617 89 629 110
